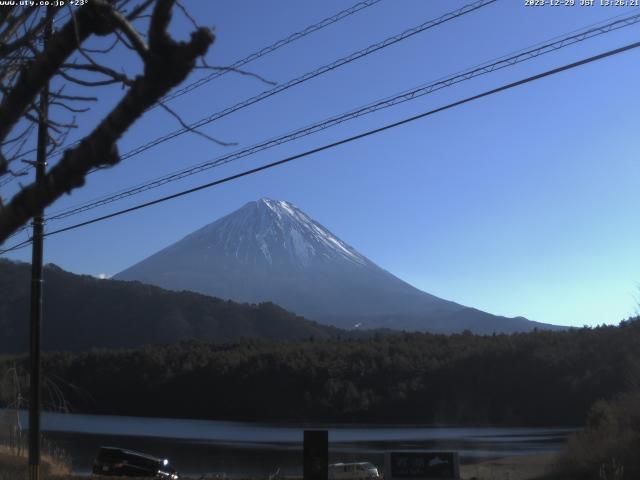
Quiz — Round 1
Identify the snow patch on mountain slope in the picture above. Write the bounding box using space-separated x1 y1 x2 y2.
257 198 366 266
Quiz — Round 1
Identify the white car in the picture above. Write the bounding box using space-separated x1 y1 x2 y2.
328 462 380 480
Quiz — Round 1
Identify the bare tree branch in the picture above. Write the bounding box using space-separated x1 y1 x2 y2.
0 1 119 143
81 36 119 54
157 100 235 147
0 8 56 58
197 60 276 86
0 8 36 46
176 0 199 30
58 69 124 87
126 0 156 21
1 124 33 147
50 101 91 113
109 8 149 58
114 29 136 51
50 92 98 102
0 0 214 243
61 63 134 86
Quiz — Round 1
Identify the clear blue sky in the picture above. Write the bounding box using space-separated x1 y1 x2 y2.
3 0 640 327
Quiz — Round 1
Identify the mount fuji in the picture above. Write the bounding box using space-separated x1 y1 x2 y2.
114 198 560 334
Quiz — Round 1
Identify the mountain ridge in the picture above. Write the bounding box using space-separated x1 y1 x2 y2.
115 198 563 334
0 258 342 354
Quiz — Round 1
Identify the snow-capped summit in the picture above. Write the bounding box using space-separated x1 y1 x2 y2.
221 198 368 268
114 199 558 334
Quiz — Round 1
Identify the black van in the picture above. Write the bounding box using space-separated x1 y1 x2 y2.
92 446 179 478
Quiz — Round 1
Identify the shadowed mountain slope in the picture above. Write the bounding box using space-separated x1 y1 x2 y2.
115 198 562 334
0 259 340 353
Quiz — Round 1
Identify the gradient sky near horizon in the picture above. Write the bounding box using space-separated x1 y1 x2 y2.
2 0 639 327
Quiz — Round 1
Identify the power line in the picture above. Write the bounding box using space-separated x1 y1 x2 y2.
0 38 633 254
42 0 498 217
104 0 497 164
9 0 496 182
159 0 385 105
0 0 385 182
45 11 640 222
3 222 29 243
0 236 32 255
0 170 28 188
6 5 635 188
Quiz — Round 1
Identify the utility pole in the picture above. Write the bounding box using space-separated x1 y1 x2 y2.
29 8 52 480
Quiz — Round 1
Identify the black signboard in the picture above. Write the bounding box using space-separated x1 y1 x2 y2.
387 452 459 480
303 430 328 480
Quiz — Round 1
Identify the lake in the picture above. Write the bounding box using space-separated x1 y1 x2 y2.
5 410 574 476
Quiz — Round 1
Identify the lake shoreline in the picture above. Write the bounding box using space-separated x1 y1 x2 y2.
0 450 560 480
21 409 583 429
1 411 571 477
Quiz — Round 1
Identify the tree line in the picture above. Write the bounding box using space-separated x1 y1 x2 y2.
3 318 640 426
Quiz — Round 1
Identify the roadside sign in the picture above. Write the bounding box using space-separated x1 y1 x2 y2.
384 452 460 480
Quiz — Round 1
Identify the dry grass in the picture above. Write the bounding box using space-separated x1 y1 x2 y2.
0 444 73 480
460 453 560 480
551 392 640 480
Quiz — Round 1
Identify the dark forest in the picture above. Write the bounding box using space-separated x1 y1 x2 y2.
3 318 638 426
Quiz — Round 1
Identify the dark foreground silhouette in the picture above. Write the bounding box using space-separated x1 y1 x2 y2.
2 317 639 426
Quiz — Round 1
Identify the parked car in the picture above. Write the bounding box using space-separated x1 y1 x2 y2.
92 446 179 478
329 462 380 480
